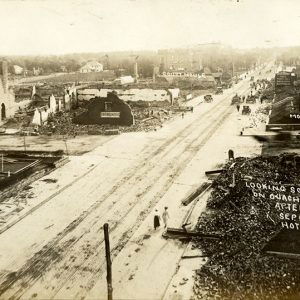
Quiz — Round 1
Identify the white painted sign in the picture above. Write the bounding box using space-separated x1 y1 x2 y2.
100 112 120 118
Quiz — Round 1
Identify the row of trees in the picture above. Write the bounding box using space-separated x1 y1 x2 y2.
3 56 81 74
276 46 300 66
1 46 272 78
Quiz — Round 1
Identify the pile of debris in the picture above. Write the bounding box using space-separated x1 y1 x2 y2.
37 103 181 135
192 154 300 300
249 104 272 126
36 108 168 136
38 109 87 136
260 87 274 102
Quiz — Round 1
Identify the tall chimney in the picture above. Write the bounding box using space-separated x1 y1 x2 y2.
134 61 138 83
2 61 8 93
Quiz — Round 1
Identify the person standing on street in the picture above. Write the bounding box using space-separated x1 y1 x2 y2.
154 209 161 230
162 207 170 228
237 104 240 112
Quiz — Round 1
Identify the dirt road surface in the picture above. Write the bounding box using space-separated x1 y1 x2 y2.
0 68 269 299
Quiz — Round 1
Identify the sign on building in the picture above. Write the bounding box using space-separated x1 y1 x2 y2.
275 72 292 88
100 112 121 118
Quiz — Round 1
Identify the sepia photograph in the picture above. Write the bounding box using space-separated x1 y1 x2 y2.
0 0 300 299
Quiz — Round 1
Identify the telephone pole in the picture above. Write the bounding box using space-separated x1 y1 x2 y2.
103 223 113 300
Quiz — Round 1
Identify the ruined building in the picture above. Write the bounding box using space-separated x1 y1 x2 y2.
0 61 16 123
74 92 134 126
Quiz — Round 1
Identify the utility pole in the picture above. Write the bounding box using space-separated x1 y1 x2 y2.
23 135 27 153
103 223 113 300
1 153 3 172
105 54 110 70
63 136 69 156
134 56 139 83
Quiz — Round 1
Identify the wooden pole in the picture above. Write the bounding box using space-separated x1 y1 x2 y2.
63 136 69 156
23 135 27 153
1 154 3 172
103 223 113 300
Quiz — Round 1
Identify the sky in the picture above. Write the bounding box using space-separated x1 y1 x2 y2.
0 0 300 55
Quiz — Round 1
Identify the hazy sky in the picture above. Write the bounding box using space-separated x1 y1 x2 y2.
0 0 300 55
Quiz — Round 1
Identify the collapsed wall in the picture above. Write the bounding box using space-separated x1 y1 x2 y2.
0 61 16 122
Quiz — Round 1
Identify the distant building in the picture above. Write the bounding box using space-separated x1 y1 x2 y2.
14 86 33 101
113 76 135 85
79 61 104 73
161 71 202 78
0 61 16 123
158 48 202 72
159 71 216 87
203 67 212 75
267 96 300 131
295 65 300 79
60 66 67 72
33 67 43 76
202 74 217 84
275 71 294 90
77 89 101 101
13 65 23 75
118 88 171 103
212 72 223 85
77 87 180 104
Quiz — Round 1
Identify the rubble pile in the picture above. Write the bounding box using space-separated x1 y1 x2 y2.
249 104 272 126
39 109 87 136
255 104 272 116
37 105 180 135
192 154 300 300
260 87 274 102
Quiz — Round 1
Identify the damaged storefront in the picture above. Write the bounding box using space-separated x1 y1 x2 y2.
74 92 134 126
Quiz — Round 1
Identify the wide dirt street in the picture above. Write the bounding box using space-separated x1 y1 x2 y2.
0 68 268 299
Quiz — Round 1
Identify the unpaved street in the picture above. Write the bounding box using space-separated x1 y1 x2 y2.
0 70 266 299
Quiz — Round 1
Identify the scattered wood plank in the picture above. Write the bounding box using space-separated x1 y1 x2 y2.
104 129 120 135
165 227 222 240
182 255 206 259
205 169 224 175
140 117 154 123
265 251 300 259
181 182 210 206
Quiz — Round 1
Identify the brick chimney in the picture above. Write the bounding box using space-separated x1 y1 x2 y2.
2 61 8 93
134 61 138 83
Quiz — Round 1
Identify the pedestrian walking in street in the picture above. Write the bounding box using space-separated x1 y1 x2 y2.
162 207 169 228
240 127 244 136
153 209 160 230
228 149 234 160
182 112 185 119
236 104 240 112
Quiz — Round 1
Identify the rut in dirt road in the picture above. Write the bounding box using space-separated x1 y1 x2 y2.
0 84 252 299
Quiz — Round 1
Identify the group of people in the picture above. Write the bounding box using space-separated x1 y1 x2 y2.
153 207 169 230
